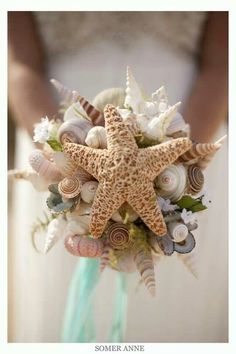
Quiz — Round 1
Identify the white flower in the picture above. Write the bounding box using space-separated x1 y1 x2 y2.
181 208 197 225
201 190 212 207
157 197 178 212
33 117 50 143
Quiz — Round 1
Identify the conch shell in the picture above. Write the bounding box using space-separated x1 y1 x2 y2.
80 181 99 204
106 223 132 250
65 235 104 257
134 249 156 297
156 164 187 202
58 176 81 199
187 165 204 195
44 216 67 254
57 117 93 145
167 221 189 242
85 126 107 149
29 149 62 182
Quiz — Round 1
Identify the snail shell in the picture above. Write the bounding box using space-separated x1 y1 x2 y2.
174 232 196 254
58 176 81 199
57 117 93 145
134 249 156 297
80 181 99 203
65 235 104 257
106 223 132 250
168 221 188 242
111 203 139 223
77 94 104 126
92 87 125 112
177 252 198 278
53 151 78 177
187 165 204 195
44 216 67 254
156 164 187 202
85 126 107 149
50 79 78 105
29 149 62 182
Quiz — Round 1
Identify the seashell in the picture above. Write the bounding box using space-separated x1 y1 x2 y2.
166 112 190 136
186 222 198 232
53 151 78 177
50 79 78 106
80 181 99 203
106 223 132 250
29 149 62 182
196 135 227 169
167 221 188 243
85 126 107 149
111 203 139 223
76 94 104 126
44 216 67 254
187 165 204 195
58 176 81 199
66 202 91 235
8 169 49 191
151 86 168 107
92 87 125 112
112 253 136 273
46 186 75 214
156 164 187 202
134 249 156 297
124 66 144 114
148 234 164 255
65 235 104 257
75 167 95 185
174 232 196 254
57 117 93 145
99 242 111 272
177 252 198 278
149 234 174 256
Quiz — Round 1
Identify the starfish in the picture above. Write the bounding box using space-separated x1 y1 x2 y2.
63 104 192 238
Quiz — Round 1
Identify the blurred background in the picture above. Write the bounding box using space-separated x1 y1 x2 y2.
8 11 228 342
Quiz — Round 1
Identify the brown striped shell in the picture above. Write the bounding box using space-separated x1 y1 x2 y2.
134 249 156 297
57 117 93 145
77 94 105 126
178 141 222 164
106 223 132 250
58 176 81 199
65 235 104 257
187 165 204 195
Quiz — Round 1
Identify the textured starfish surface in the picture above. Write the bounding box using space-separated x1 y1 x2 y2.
63 104 192 238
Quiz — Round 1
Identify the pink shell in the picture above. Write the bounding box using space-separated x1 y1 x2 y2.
65 235 104 257
29 149 62 182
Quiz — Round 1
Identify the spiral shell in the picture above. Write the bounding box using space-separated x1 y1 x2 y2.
177 252 198 278
196 135 227 169
65 235 104 257
156 164 187 202
106 223 132 250
44 217 67 254
29 149 62 182
77 95 104 126
134 249 156 297
168 221 188 242
57 117 93 145
80 181 99 203
58 176 81 199
85 126 107 149
187 165 204 195
93 87 125 112
50 79 78 106
99 242 111 272
174 232 196 254
53 151 78 177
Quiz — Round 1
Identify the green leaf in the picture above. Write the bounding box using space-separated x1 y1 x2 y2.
46 139 63 151
176 195 207 212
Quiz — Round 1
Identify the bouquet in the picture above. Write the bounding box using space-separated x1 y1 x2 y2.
9 67 226 299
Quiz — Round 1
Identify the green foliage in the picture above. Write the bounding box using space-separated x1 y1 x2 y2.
46 139 63 151
176 195 207 213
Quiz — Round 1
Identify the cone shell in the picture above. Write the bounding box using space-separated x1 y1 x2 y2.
177 252 198 278
29 149 62 182
44 217 67 254
187 165 204 195
156 164 187 202
76 94 104 126
80 181 99 203
57 117 93 145
106 223 132 250
85 126 107 149
134 249 156 297
65 235 104 257
168 221 188 242
58 176 81 199
53 151 78 177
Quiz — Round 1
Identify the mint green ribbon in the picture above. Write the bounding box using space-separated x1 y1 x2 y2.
61 258 128 342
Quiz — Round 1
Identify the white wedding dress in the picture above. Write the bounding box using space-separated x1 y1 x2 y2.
8 12 228 342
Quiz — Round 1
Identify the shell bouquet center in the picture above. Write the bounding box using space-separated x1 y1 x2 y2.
9 67 226 297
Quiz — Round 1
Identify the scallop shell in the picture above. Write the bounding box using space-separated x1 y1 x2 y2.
177 252 198 278
166 112 190 136
8 169 49 191
76 94 104 126
44 216 67 254
187 165 204 195
58 176 81 199
57 117 93 145
111 203 139 223
92 87 125 112
53 151 78 177
106 223 132 250
156 164 187 202
29 149 62 182
85 126 107 149
65 235 104 257
50 79 78 105
134 249 156 297
80 181 99 204
174 232 196 254
124 66 144 114
167 221 188 242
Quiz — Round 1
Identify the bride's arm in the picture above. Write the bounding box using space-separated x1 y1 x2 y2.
8 12 58 136
183 12 228 142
